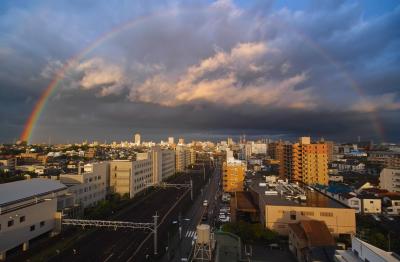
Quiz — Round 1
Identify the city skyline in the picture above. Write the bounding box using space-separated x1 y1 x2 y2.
1 0 399 143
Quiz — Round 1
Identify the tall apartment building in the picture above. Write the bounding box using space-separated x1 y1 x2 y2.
290 137 328 185
134 133 141 145
175 145 192 172
324 140 334 163
251 142 267 155
110 159 152 198
280 137 328 185
60 162 109 208
268 140 291 179
222 159 246 193
161 149 175 180
380 168 400 193
151 146 175 184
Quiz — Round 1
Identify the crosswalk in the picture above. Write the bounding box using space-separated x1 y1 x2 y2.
185 230 197 238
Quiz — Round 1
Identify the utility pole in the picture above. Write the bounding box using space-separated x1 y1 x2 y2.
179 212 182 240
153 212 159 255
203 163 206 181
190 179 193 201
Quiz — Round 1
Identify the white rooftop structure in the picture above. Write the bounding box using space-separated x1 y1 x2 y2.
0 178 67 207
335 237 400 262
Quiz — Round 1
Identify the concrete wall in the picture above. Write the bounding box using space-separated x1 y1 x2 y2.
351 238 387 262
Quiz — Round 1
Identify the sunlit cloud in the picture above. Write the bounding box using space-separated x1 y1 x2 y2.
351 93 400 113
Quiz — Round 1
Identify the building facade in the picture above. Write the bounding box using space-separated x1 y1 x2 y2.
110 159 152 198
288 137 328 185
175 145 192 172
222 159 246 193
60 162 109 208
0 179 68 260
380 168 400 193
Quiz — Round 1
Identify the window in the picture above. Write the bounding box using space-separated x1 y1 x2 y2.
8 220 14 227
320 212 333 217
20 216 26 223
370 201 374 204
30 225 35 231
40 221 45 227
290 214 296 220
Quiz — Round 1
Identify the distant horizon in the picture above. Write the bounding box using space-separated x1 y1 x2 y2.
3 132 396 146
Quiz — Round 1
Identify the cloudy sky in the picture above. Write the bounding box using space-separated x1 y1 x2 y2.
0 0 399 143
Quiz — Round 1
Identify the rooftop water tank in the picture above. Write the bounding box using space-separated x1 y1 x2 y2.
196 224 210 244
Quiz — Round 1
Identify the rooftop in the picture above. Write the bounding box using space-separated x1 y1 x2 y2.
289 220 335 247
249 178 347 209
0 178 67 207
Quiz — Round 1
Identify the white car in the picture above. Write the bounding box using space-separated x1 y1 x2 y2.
371 214 381 221
203 200 208 206
219 216 230 223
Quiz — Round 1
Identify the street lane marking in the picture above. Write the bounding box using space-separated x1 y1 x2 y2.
185 230 197 238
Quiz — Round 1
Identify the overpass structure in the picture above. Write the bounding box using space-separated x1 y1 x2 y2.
61 213 159 255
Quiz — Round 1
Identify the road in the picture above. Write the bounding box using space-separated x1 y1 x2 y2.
161 161 221 261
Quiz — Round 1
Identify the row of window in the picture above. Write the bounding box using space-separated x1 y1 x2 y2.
0 217 45 232
278 210 334 219
2 215 26 231
84 175 102 183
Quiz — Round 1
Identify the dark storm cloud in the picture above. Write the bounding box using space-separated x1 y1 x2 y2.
0 0 399 143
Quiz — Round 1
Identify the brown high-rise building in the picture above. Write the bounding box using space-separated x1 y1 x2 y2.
289 137 328 185
269 140 292 179
222 160 246 192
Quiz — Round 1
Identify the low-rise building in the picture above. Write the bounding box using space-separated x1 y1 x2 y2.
0 179 68 260
249 179 356 237
288 220 336 262
359 194 381 214
382 195 400 216
368 151 400 169
331 160 365 172
337 193 361 213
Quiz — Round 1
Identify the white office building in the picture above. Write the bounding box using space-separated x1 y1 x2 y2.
0 179 68 260
151 146 176 183
110 158 153 198
60 162 109 208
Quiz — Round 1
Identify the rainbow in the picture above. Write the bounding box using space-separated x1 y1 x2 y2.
20 10 179 143
20 10 385 143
